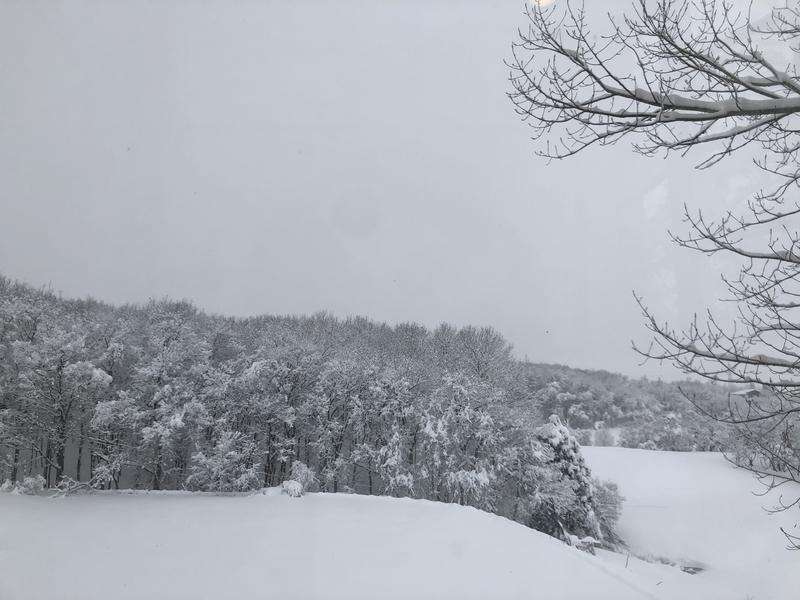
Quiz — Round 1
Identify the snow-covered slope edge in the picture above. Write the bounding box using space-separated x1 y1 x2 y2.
584 446 800 600
2 490 685 600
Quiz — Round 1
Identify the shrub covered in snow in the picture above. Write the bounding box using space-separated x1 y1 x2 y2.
289 462 318 493
3 475 48 495
593 429 615 447
533 416 607 543
281 480 304 498
593 478 623 546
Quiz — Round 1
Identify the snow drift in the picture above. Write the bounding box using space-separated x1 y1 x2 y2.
3 447 799 600
2 489 667 600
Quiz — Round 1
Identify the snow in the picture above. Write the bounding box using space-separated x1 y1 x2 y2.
0 488 689 600
584 446 800 600
281 479 304 497
2 447 797 599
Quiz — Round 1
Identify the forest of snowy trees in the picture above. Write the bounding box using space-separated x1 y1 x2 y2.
0 275 743 546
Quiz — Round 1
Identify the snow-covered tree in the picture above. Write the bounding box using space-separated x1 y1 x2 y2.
536 416 602 540
512 0 800 546
187 430 261 492
0 275 633 546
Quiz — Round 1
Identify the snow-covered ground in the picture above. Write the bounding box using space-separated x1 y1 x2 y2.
0 487 677 600
1 448 797 600
584 447 800 600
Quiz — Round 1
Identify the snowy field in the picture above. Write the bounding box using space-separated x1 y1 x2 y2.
0 489 666 600
584 447 800 600
1 448 797 600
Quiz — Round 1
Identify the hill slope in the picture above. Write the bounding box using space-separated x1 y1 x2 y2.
1 489 678 600
584 447 800 600
3 448 796 600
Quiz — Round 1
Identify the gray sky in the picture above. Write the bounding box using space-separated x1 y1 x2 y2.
0 0 761 378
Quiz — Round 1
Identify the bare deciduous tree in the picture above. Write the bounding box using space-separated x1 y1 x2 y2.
510 0 800 547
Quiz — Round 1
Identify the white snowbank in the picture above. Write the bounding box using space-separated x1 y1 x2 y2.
2 447 795 600
584 446 800 600
2 489 677 600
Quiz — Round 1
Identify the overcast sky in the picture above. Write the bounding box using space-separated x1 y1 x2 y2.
0 0 765 378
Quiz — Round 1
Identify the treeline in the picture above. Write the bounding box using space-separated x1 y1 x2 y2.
524 363 735 451
0 276 621 545
0 276 742 544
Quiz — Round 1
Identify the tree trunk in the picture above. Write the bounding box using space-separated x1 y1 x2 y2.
152 450 162 491
76 424 86 481
41 438 50 486
54 439 65 485
9 445 19 482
